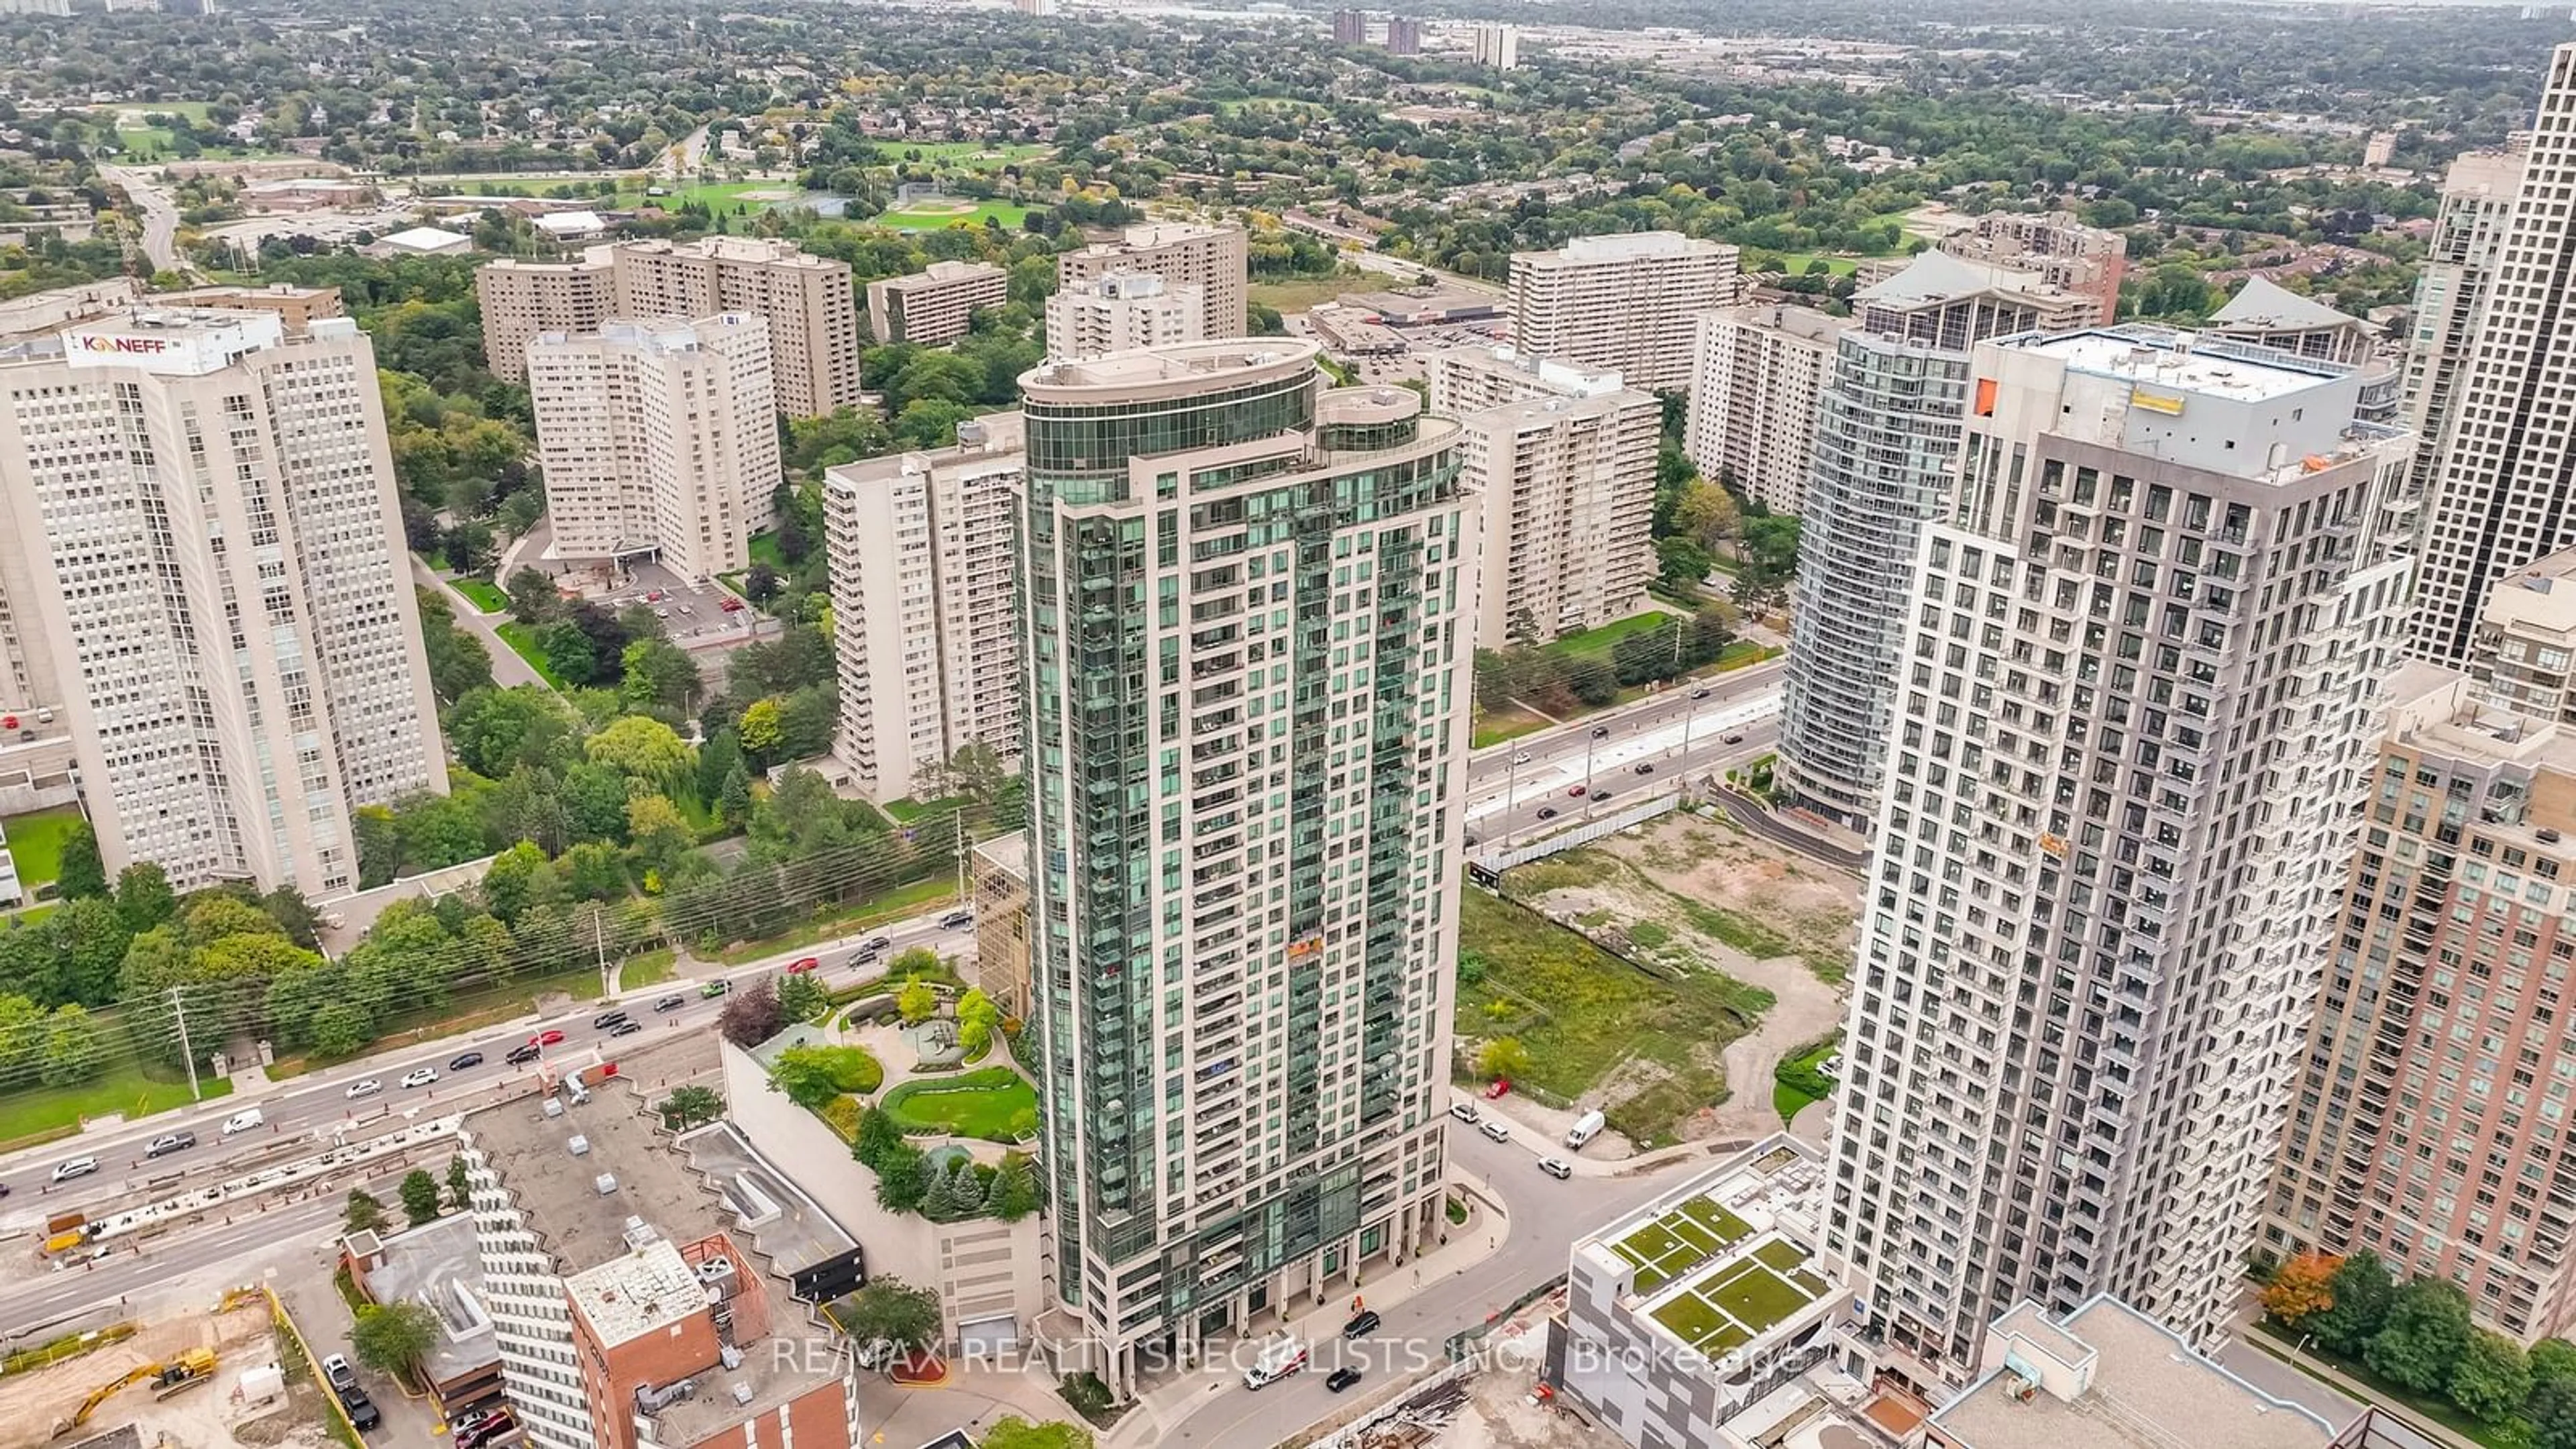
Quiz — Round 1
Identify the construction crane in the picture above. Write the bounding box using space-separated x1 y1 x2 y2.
54 1349 217 1437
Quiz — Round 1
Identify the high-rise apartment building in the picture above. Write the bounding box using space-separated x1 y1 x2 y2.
1778 253 2100 830
1057 223 1249 337
2267 546 2576 1343
1016 340 1471 1393
458 1043 864 1449
2400 147 2528 502
0 309 445 896
1826 327 2416 1379
1507 232 1739 393
1331 8 1365 43
1471 23 1519 68
154 282 345 334
1938 210 2128 325
1044 272 1207 362
1427 346 1657 647
1385 15 1419 52
1684 303 1851 513
2414 46 2576 665
823 414 1025 804
479 238 861 415
527 314 782 580
865 260 1008 345
2206 276 2379 366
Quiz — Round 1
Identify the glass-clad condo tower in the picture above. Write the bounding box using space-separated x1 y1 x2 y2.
1015 341 1474 1393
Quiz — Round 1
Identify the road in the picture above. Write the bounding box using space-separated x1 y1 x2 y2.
412 555 551 691
1343 246 1503 298
1462 660 1786 844
1141 1118 1696 1447
2 907 977 1222
99 164 185 276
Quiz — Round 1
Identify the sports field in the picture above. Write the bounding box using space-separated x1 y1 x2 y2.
875 197 1030 231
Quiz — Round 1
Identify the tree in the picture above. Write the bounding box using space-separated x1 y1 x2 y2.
55 821 107 901
739 697 784 759
1656 535 1713 594
853 1103 905 1167
873 1142 929 1213
979 1419 1093 1449
697 728 745 803
1673 477 1741 552
991 1152 1041 1221
2365 1278 2473 1395
539 619 600 686
40 1006 101 1086
839 1276 943 1356
350 1299 441 1377
898 977 938 1025
445 1155 472 1212
621 639 704 715
505 566 559 624
718 763 755 825
397 1168 445 1227
1477 1036 1531 1080
745 564 782 604
2451 1328 2534 1425
2534 1338 2576 1388
2259 1250 2338 1328
771 1043 849 1109
113 863 176 936
778 970 832 1024
343 1188 388 1234
311 1000 374 1057
662 1084 724 1130
718 976 786 1046
2530 1375 2576 1449
957 986 1002 1055
586 715 693 788
2310 1249 2396 1355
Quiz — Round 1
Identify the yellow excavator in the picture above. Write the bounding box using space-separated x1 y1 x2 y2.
54 1348 217 1437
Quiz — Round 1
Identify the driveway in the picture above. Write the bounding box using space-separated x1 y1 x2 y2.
276 1214 449 1445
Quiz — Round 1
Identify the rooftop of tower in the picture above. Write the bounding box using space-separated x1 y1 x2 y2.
1019 337 1320 394
2008 325 2351 405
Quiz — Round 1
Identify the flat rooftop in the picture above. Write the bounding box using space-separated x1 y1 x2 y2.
565 1233 705 1346
1525 230 1731 266
1581 1137 1841 1362
350 1214 499 1389
2012 327 2348 405
1020 337 1319 392
1927 1297 2334 1449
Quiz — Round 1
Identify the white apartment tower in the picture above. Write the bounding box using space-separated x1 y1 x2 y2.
1471 22 1519 68
479 238 862 415
0 309 445 896
527 314 783 580
1825 328 2417 1379
1056 223 1249 337
1428 346 1658 646
1016 341 1472 1395
824 414 1026 804
1507 232 1739 393
2400 146 2528 503
1684 303 1851 513
1044 272 1208 362
2414 47 2576 665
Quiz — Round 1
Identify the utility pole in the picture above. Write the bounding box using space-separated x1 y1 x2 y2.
592 907 610 999
170 984 200 1103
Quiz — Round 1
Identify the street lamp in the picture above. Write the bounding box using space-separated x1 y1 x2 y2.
1583 723 1608 796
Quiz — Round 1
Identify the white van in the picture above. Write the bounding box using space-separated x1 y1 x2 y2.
1243 1334 1308 1390
220 1106 264 1136
1564 1109 1607 1150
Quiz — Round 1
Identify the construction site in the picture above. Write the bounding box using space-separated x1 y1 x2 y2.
0 1291 335 1449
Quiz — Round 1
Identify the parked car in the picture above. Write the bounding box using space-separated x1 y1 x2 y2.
321 1355 357 1393
939 909 975 930
719 597 745 612
505 1044 542 1066
339 1387 380 1434
700 979 731 998
1478 1120 1510 1144
144 1130 196 1160
784 957 820 975
1448 1101 1479 1124
608 1020 643 1038
50 1157 99 1183
1343 1311 1381 1338
593 1009 631 1029
654 994 686 1012
448 1051 484 1071
399 1067 439 1089
345 1078 383 1099
1326 1367 1364 1393
1538 1157 1574 1181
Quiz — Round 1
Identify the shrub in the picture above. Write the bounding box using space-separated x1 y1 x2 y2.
818 1094 863 1142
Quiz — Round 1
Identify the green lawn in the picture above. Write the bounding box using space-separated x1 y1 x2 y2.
875 198 1031 231
881 1066 1038 1142
883 796 966 824
1 808 86 890
613 180 780 212
747 531 785 570
1774 1040 1839 1125
1250 276 1362 312
1754 252 1862 278
494 621 570 688
1470 705 1551 750
450 578 508 614
1456 888 1770 1148
623 949 677 990
709 875 959 965
0 1065 232 1146
1542 610 1676 662
881 140 1051 170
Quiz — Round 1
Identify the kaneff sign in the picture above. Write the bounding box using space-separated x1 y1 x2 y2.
74 333 172 356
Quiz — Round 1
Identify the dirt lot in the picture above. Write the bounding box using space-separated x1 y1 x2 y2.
1501 808 1858 1146
0 1299 331 1449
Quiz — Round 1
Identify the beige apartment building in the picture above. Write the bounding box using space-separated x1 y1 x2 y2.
0 309 445 897
527 314 782 580
1683 303 1849 513
1507 231 1739 392
1056 221 1248 335
822 415 1025 804
1937 209 2127 324
156 282 346 333
1043 271 1206 360
866 259 1008 345
479 238 861 415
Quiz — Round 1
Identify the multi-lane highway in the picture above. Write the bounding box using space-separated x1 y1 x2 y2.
1463 659 1786 845
0 906 977 1221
